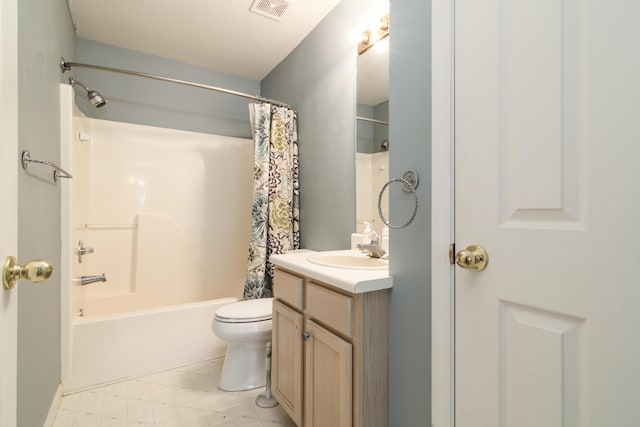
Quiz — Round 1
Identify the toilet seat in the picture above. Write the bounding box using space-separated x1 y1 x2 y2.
214 298 273 323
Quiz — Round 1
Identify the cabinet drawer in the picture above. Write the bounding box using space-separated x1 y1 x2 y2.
306 282 353 338
274 269 304 310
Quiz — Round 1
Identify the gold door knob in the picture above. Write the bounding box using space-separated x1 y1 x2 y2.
455 245 489 271
3 256 53 290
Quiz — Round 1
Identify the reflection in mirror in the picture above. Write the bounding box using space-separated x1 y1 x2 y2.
356 33 389 235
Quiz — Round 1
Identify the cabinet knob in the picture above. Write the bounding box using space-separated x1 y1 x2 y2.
302 332 310 341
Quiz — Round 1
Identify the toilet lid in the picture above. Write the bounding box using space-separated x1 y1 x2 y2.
215 298 273 323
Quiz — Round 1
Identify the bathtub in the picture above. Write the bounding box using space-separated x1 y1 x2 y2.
60 85 253 392
66 298 236 392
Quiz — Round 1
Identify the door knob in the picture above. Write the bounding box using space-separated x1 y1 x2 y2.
3 256 53 290
455 245 488 271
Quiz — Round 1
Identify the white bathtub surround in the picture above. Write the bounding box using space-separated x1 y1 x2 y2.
71 116 254 315
53 359 295 427
60 86 256 393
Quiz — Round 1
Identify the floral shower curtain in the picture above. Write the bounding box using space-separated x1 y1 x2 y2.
243 103 300 299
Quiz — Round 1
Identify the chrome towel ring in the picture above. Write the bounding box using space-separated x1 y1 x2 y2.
378 170 419 230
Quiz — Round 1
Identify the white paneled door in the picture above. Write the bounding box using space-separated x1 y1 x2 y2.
454 0 640 426
0 0 18 425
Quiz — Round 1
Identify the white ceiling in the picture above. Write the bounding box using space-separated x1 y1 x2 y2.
67 0 342 80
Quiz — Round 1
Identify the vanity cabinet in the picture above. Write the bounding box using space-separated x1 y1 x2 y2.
272 299 304 425
303 318 352 427
272 267 388 427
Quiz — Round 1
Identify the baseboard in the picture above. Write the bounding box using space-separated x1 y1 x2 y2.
43 383 63 427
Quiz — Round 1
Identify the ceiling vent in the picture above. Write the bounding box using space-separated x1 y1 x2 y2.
249 0 293 21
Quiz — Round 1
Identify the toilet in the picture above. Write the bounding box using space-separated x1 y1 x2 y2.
212 297 273 391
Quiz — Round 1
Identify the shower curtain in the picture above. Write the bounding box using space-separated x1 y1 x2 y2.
243 103 300 299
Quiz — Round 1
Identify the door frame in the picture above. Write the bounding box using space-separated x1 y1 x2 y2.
0 0 19 425
431 0 455 426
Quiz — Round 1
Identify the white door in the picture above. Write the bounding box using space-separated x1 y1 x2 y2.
0 0 19 425
455 1 640 426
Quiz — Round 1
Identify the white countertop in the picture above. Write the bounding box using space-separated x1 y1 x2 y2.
270 249 393 294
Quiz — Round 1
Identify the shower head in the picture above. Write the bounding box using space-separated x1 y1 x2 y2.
68 77 108 108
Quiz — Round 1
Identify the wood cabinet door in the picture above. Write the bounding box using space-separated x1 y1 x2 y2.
272 299 304 426
304 319 353 427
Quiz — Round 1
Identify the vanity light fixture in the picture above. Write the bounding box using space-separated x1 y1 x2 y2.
358 14 389 55
379 16 389 31
360 31 371 45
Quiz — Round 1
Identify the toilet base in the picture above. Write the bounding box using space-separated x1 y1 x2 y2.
218 341 268 391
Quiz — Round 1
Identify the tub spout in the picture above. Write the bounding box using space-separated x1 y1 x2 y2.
80 274 106 286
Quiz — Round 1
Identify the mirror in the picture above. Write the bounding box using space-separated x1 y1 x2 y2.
356 32 389 235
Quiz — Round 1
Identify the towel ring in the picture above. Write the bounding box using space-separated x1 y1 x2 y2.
378 170 419 230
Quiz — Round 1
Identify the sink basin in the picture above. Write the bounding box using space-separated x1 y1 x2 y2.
307 252 389 270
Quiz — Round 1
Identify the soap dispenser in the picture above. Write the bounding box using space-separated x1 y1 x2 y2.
381 226 389 253
361 221 372 245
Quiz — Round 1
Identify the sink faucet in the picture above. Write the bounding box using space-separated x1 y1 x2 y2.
357 232 387 258
80 274 106 286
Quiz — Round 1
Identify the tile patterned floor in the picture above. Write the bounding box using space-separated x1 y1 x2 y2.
53 358 296 427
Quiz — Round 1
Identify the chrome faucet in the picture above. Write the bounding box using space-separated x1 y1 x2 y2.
356 232 387 258
80 274 106 286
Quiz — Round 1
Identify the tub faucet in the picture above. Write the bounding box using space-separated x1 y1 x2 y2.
80 274 106 286
356 232 387 258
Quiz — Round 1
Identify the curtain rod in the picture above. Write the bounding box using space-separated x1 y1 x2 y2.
60 57 291 109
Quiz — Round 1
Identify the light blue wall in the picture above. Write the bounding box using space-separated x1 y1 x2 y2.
373 101 390 153
261 0 372 250
74 39 260 139
388 0 432 424
17 0 75 426
263 0 433 425
357 101 389 154
357 104 375 153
